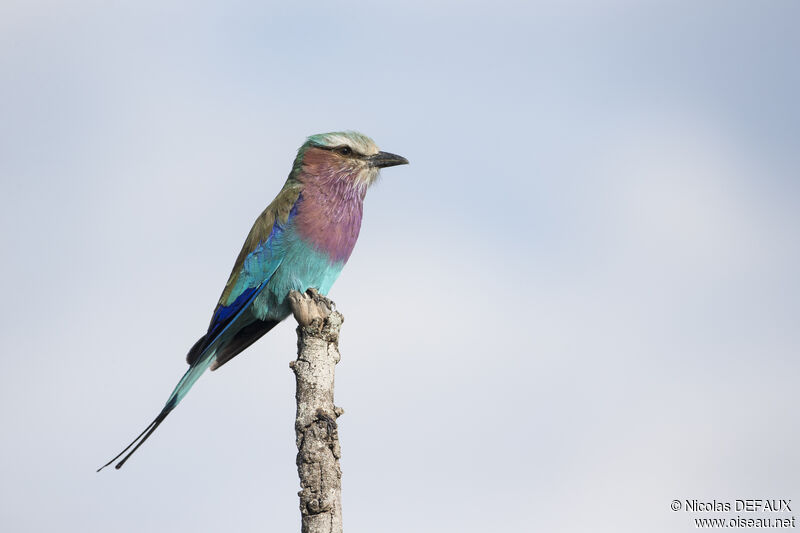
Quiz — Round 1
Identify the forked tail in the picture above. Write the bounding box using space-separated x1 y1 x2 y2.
97 354 214 471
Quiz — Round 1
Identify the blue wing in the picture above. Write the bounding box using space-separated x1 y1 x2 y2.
186 194 300 365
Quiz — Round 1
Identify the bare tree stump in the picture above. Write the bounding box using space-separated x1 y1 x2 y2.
288 289 344 533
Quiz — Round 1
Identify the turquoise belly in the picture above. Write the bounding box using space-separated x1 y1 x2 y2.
252 236 344 321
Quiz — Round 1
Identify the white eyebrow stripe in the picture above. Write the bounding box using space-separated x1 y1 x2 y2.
309 131 380 156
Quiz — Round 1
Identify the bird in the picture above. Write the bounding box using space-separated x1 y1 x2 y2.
98 131 408 471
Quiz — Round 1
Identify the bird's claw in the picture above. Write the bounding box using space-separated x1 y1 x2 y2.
306 287 321 299
288 289 332 327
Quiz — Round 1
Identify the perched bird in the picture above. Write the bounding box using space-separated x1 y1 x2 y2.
98 131 408 471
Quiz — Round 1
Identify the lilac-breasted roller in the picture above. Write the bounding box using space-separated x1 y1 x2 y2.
98 131 408 470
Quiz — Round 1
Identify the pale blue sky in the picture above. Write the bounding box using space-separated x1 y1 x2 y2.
1 1 798 532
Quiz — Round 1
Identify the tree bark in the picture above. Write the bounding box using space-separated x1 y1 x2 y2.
287 289 344 533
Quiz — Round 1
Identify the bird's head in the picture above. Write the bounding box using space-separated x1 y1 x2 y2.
292 131 408 193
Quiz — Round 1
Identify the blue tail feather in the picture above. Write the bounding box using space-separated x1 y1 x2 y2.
97 352 216 471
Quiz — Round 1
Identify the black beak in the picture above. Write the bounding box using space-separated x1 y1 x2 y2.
369 151 409 168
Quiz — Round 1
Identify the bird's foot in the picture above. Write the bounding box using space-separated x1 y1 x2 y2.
288 289 332 327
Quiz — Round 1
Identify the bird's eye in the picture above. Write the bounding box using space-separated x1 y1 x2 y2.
336 146 353 156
